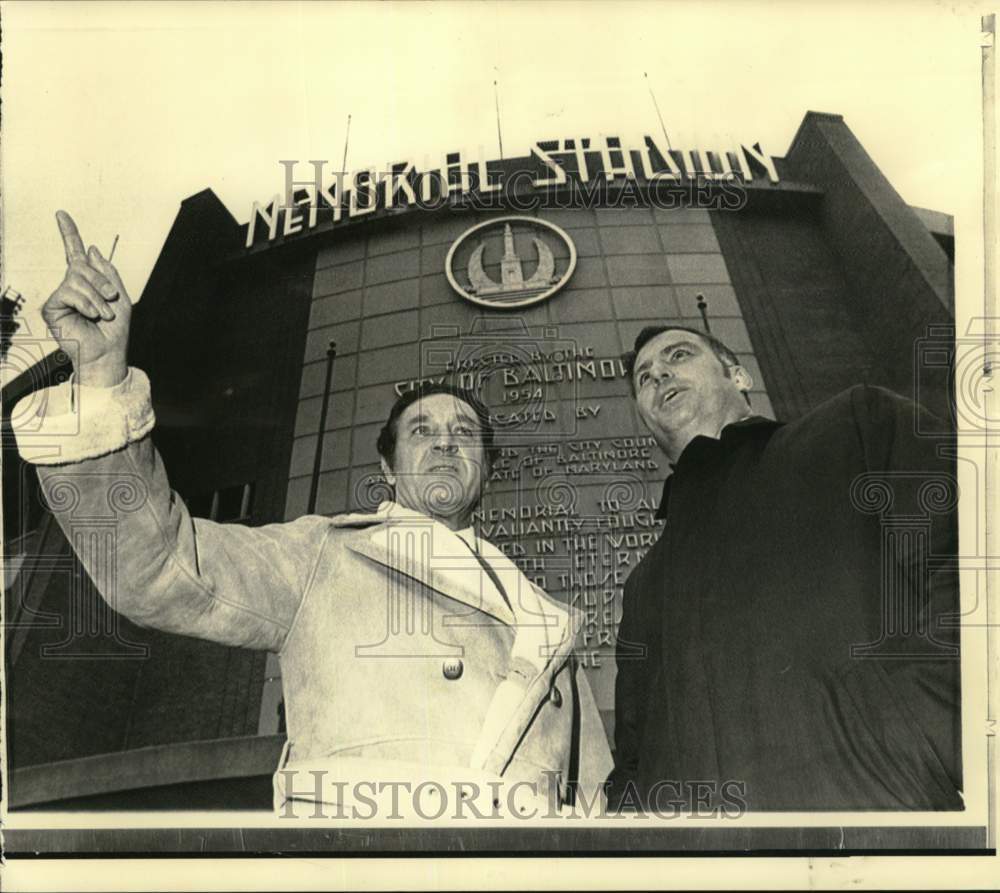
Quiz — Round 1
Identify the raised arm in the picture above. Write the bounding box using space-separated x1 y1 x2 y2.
12 212 329 651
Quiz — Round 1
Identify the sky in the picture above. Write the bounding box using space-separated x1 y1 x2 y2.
0 0 990 383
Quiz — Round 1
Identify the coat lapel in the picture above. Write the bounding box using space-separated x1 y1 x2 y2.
344 520 515 626
334 505 585 779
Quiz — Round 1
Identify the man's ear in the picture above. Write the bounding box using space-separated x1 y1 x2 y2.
731 365 754 393
379 456 395 486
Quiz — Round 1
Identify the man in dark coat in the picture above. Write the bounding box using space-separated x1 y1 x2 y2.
609 325 962 812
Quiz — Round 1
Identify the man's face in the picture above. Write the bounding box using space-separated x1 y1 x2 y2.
381 393 488 528
632 329 752 456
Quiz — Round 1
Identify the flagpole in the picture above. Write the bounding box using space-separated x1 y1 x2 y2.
644 71 672 152
494 77 504 160
340 114 352 189
308 341 338 515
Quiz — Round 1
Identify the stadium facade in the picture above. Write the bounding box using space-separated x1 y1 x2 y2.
3 111 955 809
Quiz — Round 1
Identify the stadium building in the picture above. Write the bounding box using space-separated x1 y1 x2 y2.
3 111 955 810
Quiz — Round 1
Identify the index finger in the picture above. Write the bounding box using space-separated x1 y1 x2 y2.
56 210 87 262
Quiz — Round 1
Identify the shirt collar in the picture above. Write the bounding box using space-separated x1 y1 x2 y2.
654 415 783 520
375 500 475 541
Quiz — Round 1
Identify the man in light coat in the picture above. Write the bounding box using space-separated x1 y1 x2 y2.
13 211 612 819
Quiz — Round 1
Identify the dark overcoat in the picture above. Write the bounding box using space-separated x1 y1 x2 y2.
610 385 962 811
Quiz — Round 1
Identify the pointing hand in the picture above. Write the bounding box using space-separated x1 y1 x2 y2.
42 211 131 387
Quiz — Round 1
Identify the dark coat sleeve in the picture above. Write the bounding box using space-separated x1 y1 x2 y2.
850 385 962 797
606 567 655 808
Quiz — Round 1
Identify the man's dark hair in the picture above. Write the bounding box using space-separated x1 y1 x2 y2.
377 382 499 471
622 324 751 405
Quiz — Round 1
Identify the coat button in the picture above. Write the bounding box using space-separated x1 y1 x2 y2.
550 685 562 708
442 658 464 680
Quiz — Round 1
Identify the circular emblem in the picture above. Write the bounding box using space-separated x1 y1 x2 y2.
445 215 577 309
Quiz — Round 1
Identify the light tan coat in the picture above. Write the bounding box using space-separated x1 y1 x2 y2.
18 369 613 815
